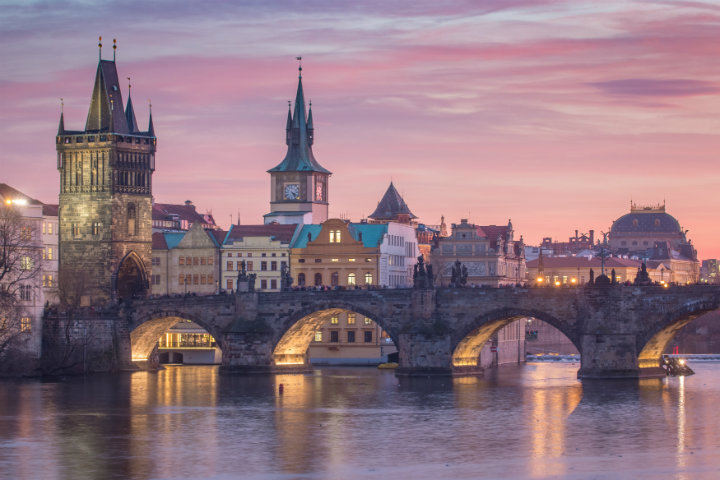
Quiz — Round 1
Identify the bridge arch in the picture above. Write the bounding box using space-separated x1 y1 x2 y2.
271 301 397 368
451 308 580 370
637 300 720 370
129 309 226 363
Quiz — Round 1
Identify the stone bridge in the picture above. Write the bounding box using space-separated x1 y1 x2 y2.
116 285 720 379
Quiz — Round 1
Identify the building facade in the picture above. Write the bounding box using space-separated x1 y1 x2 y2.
152 200 217 232
150 222 220 296
219 224 297 292
56 47 156 304
433 219 525 287
526 256 642 285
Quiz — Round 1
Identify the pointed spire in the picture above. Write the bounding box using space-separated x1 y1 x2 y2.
98 36 102 61
113 38 117 62
307 100 314 146
268 60 330 174
285 100 292 146
58 98 65 135
85 51 128 133
125 77 138 133
147 100 155 136
369 182 417 221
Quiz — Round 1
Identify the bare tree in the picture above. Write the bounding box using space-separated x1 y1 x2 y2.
0 204 43 368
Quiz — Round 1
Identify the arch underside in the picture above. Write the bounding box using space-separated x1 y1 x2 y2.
453 316 523 367
637 311 711 369
130 315 222 362
273 308 388 366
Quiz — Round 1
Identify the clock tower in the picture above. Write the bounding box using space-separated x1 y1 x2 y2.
264 62 330 225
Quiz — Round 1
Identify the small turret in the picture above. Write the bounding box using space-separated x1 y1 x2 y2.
285 101 292 145
125 89 138 133
57 112 65 135
307 101 314 146
148 109 155 137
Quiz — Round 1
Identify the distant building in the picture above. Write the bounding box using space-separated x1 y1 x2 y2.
368 182 418 226
527 256 642 285
701 259 720 284
157 320 221 365
432 219 525 287
219 224 298 292
41 204 59 305
152 200 217 232
539 229 595 256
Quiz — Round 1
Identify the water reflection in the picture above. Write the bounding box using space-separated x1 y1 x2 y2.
2 363 720 479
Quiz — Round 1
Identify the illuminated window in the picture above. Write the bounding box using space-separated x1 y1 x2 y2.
227 278 233 291
364 317 372 325
247 261 253 271
20 256 32 271
314 331 322 342
48 223 53 235
365 273 373 285
92 222 100 236
347 273 356 285
20 317 31 332
179 257 185 266
208 256 213 265
331 258 339 262
227 261 233 271
365 258 372 263
20 227 32 242
349 258 356 262
347 314 356 325
330 316 339 324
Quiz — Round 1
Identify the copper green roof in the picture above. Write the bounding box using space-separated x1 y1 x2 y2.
268 72 330 174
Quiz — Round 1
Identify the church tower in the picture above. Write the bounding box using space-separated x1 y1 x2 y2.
265 61 331 225
56 38 156 304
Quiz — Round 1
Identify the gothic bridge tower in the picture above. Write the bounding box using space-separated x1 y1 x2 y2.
265 60 331 225
56 38 156 304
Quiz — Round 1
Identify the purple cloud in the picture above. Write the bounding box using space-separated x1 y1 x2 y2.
590 78 720 97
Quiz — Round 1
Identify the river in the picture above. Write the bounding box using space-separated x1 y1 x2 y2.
2 362 720 479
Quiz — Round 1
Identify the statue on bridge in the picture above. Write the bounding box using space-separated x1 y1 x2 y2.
413 255 434 289
281 263 293 291
450 259 468 288
634 262 652 286
237 260 256 293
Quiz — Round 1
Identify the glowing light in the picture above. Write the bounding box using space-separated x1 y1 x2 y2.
4 198 27 206
554 280 561 286
570 278 577 284
274 361 305 366
663 283 669 288
679 359 686 365
536 277 544 283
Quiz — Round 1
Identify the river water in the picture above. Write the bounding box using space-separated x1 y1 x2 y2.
2 362 720 480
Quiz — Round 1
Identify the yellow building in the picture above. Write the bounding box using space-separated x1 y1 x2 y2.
150 222 220 296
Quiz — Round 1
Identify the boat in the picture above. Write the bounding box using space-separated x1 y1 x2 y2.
662 356 695 376
377 362 398 369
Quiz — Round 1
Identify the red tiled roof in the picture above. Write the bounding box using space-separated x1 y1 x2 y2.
225 224 297 244
152 203 212 226
42 204 59 216
152 232 168 250
477 225 508 239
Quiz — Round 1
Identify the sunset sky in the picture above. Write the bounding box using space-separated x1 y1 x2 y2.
2 1 720 257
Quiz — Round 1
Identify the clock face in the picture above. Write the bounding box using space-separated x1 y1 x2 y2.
284 183 300 200
315 181 324 201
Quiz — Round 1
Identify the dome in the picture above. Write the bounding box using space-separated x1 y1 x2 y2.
610 211 681 234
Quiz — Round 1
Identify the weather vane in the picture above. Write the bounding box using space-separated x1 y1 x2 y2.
296 56 302 77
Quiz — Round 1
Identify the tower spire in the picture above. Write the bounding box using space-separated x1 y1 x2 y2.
125 76 138 132
58 98 65 135
148 99 155 136
98 36 102 61
113 38 117 61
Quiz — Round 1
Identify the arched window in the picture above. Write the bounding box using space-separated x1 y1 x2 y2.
314 273 323 286
331 272 339 286
297 273 306 286
364 272 373 285
329 229 341 243
127 203 137 236
347 273 356 286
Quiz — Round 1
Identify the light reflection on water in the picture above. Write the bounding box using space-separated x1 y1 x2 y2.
2 363 720 479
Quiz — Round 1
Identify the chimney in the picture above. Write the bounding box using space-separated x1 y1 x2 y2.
185 200 195 210
589 230 595 245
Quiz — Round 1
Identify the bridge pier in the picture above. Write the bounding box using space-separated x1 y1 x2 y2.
395 333 462 376
577 333 664 379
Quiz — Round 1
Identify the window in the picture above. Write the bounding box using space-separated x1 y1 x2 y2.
247 253 252 257
47 274 53 287
364 331 373 343
193 257 199 265
127 203 137 236
46 247 53 260
261 279 268 289
364 317 372 325
365 273 373 285
201 274 206 285
314 273 322 286
208 256 214 265
271 279 277 289
152 274 161 285
347 314 356 325
331 258 339 262
19 285 32 301
72 223 80 236
331 272 339 286
227 278 233 291
261 253 267 257
179 257 185 266
314 331 323 342
348 258 356 262
227 261 234 271
365 258 372 263
297 273 306 286
271 253 276 257
20 256 32 271
271 261 277 271
329 230 341 243
228 252 233 257
48 223 53 235
20 317 31 333
347 331 356 343
42 223 46 235
247 261 253 271
152 257 161 266
330 316 339 325
261 261 268 271
20 227 32 242
298 259 305 263
237 261 243 271
201 257 206 265
330 331 339 343
179 274 185 285
186 256 192 265
92 222 100 236
42 275 48 287
193 274 199 285
347 273 356 285
314 259 321 263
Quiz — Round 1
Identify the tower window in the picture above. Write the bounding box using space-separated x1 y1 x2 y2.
127 203 137 236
